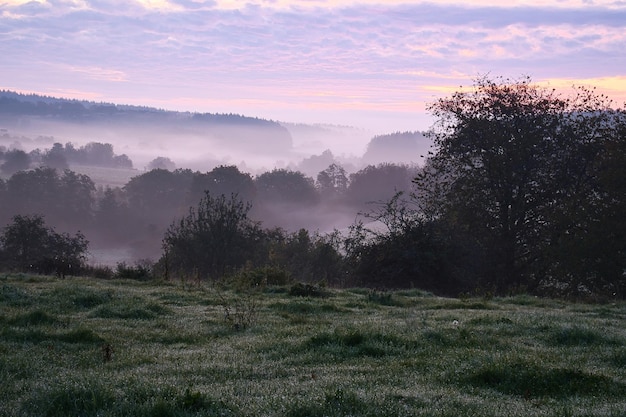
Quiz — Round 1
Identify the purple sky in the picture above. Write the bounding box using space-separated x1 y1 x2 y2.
2 0 625 133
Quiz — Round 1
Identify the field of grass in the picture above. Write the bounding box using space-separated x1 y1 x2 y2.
1 274 625 417
69 165 140 188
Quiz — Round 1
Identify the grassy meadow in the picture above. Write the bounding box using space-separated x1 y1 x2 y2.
1 274 625 417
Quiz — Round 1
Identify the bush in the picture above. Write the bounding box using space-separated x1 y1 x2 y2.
289 282 328 298
0 214 88 277
83 265 114 279
115 261 152 280
231 266 291 289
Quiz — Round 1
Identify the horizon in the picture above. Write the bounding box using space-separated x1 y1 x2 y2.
1 0 625 135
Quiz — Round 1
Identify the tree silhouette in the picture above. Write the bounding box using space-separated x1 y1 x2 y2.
0 214 88 276
417 76 626 295
1 149 30 176
162 192 263 280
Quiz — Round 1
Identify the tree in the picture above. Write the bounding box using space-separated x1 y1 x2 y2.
161 192 264 280
268 228 345 285
418 76 626 296
147 156 176 171
94 186 129 242
342 192 476 294
255 169 318 206
124 168 194 225
1 149 30 176
41 143 69 171
362 131 428 165
0 214 88 276
298 149 335 177
188 165 256 207
317 163 348 200
3 167 94 231
60 169 95 229
346 163 413 211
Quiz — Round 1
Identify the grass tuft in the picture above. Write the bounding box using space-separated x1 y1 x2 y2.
547 325 622 346
8 310 61 327
90 301 170 320
464 362 626 398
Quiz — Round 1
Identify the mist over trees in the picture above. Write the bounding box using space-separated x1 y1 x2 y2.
1 80 624 299
362 131 430 165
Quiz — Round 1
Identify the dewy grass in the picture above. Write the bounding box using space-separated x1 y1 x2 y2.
1 274 625 417
464 361 626 398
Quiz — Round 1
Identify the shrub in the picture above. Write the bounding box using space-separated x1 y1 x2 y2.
231 265 291 289
115 261 152 280
82 265 114 279
289 282 328 298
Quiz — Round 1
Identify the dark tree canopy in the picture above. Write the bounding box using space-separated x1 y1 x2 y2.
1 167 95 230
124 168 194 224
255 169 318 206
417 76 626 296
362 131 428 165
161 192 263 280
147 156 176 171
346 163 413 210
316 163 348 200
1 149 30 176
41 143 69 171
189 165 256 207
0 214 89 276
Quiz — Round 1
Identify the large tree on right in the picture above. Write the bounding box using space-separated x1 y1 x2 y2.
417 76 625 296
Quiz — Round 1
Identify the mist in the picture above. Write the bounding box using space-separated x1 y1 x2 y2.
0 92 433 267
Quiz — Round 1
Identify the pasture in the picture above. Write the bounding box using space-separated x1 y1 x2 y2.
1 274 624 416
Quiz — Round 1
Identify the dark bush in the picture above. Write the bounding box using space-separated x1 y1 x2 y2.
115 261 152 281
289 282 328 298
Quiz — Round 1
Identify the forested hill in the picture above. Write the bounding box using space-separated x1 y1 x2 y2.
0 90 293 152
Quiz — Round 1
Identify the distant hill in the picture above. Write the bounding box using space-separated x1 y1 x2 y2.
0 90 293 154
362 131 430 165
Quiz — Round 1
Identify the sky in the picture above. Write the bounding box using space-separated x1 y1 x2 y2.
1 0 625 133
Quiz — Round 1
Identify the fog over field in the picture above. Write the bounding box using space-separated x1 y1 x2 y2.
0 106 429 175
0 91 432 266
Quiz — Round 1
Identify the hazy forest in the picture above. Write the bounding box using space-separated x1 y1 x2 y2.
0 77 625 299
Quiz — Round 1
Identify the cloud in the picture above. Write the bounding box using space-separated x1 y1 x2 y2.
66 65 128 82
1 0 624 130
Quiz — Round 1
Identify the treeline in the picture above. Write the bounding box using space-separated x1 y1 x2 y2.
1 78 624 299
0 160 416 275
0 90 294 152
0 141 133 175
